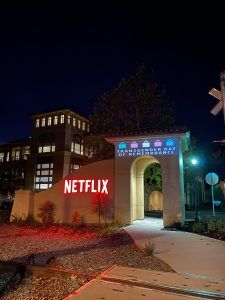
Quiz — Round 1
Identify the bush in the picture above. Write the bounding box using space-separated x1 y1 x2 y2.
192 222 205 234
215 219 225 232
38 201 55 224
101 220 122 234
11 214 26 225
143 240 156 256
11 214 39 226
207 221 216 232
205 219 225 232
71 211 81 227
25 214 39 226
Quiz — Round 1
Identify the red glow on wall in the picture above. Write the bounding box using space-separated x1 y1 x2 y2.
64 179 109 194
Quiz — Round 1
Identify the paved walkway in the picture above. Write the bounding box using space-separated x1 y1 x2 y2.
67 265 225 299
66 218 225 300
124 218 225 279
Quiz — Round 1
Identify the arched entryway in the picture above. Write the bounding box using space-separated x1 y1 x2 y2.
108 131 189 227
130 156 163 221
144 163 163 217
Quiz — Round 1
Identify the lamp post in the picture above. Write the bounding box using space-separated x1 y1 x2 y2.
190 157 199 221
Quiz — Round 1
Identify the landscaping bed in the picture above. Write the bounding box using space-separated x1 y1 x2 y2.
165 219 225 241
0 224 173 299
185 219 225 241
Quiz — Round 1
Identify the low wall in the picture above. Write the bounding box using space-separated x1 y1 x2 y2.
10 190 34 221
11 159 115 224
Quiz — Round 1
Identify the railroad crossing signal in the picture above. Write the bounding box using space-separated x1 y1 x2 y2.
209 71 225 123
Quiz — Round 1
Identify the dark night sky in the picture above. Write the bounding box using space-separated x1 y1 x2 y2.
0 2 224 148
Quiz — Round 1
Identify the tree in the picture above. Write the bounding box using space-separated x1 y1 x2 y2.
84 134 114 162
90 64 175 135
144 163 162 192
91 193 113 224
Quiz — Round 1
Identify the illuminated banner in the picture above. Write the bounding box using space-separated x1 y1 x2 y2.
115 138 179 157
64 179 109 194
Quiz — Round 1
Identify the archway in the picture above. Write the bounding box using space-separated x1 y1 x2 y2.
144 163 163 218
130 156 162 221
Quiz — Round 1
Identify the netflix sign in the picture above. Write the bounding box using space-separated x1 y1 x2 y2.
64 179 109 194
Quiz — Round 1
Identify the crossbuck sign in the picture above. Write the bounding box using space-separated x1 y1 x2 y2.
209 71 225 123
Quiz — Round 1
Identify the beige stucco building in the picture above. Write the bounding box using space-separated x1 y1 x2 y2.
11 128 190 227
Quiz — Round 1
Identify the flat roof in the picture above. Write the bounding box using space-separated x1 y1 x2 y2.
29 108 89 121
107 127 189 138
0 138 31 147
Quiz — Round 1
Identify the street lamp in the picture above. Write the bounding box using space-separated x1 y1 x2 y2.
190 157 200 221
191 158 198 166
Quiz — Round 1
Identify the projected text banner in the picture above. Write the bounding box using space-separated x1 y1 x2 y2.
115 138 179 157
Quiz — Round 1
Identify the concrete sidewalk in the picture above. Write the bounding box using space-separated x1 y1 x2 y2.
66 265 225 299
124 218 225 279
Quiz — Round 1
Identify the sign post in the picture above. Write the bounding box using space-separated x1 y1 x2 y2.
205 172 219 217
209 71 225 123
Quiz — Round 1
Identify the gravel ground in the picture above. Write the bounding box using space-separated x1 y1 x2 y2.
0 273 88 300
0 224 173 299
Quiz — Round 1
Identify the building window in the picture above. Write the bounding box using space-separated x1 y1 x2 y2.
38 143 55 153
38 133 56 153
82 122 86 131
54 115 58 125
47 117 52 126
73 117 76 127
0 152 4 162
6 152 10 161
41 118 45 127
68 115 71 124
60 114 64 124
36 119 40 128
22 146 30 159
35 162 53 190
78 120 81 129
71 135 83 155
87 124 90 132
88 145 94 158
12 147 20 161
70 164 79 172
38 145 55 153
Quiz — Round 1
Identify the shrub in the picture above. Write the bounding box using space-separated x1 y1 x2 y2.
101 220 122 234
207 221 216 232
192 222 205 234
143 240 156 256
25 214 39 226
71 211 81 227
11 214 26 225
38 200 55 224
215 219 225 232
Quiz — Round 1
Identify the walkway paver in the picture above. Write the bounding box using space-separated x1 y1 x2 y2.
67 279 200 299
66 265 225 299
124 218 225 279
101 265 225 297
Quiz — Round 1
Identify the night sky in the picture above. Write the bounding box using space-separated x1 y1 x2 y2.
0 2 224 149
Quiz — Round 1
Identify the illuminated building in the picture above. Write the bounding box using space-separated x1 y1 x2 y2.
0 108 89 192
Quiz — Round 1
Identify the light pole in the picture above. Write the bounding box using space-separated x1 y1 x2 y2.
190 157 200 221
